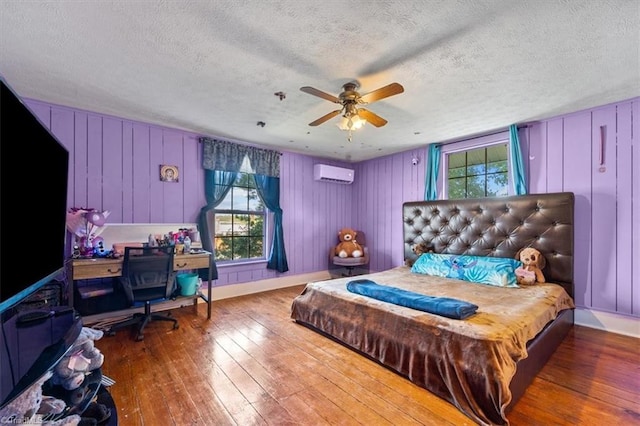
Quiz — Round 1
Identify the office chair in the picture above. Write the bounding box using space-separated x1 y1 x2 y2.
107 246 178 341
330 230 369 277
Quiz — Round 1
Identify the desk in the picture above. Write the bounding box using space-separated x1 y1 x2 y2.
70 251 212 321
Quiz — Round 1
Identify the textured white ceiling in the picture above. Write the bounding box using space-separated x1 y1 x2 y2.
1 1 638 162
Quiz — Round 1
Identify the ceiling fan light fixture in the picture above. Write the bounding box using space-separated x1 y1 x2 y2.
337 114 366 131
337 114 366 143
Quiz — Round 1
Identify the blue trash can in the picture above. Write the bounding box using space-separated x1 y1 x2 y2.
177 273 199 296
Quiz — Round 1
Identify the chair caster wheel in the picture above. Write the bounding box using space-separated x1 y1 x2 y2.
106 330 116 337
173 323 179 330
136 334 144 341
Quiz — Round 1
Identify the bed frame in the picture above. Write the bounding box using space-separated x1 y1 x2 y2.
292 192 575 423
402 191 575 408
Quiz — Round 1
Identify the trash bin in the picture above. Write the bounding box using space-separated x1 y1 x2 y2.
177 273 199 296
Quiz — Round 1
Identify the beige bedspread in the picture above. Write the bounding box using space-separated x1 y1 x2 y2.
290 266 575 425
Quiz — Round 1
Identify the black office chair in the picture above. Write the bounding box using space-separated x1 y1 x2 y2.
107 246 179 341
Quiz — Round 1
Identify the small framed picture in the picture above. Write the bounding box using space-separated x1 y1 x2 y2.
160 165 179 182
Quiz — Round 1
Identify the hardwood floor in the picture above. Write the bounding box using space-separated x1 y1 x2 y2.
95 285 640 426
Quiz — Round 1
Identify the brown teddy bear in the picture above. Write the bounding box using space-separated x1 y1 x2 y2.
405 241 435 267
335 228 363 258
515 247 546 285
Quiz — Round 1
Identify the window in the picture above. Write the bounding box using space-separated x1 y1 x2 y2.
210 173 266 262
446 143 509 199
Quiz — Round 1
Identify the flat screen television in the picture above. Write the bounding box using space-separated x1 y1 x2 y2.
0 77 70 313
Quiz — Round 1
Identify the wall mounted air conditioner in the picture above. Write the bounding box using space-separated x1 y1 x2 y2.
313 164 355 184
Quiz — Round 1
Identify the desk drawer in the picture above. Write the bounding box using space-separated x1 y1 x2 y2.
73 260 123 280
174 254 209 271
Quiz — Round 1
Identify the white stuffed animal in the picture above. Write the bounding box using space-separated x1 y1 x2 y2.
0 370 81 425
51 327 105 390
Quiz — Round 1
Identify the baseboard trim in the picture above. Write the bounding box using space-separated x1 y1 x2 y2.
575 308 640 338
210 270 332 301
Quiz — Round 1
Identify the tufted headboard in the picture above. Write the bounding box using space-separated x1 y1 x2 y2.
403 192 574 297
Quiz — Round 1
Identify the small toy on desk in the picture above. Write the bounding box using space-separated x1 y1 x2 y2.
66 207 111 258
514 247 546 285
92 239 111 258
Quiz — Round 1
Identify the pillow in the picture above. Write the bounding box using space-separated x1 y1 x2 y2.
411 253 523 288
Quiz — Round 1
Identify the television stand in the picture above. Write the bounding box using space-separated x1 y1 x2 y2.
0 307 118 424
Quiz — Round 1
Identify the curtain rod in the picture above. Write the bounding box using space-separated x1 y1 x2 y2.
436 124 529 146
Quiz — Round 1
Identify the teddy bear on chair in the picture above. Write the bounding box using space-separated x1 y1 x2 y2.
515 247 546 285
335 228 363 258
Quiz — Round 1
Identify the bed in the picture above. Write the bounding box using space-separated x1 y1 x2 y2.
291 192 575 425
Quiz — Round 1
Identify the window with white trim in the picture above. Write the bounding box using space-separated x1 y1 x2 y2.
439 134 513 200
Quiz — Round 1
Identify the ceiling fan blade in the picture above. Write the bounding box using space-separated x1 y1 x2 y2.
309 109 342 126
359 83 404 104
300 86 340 103
357 108 387 127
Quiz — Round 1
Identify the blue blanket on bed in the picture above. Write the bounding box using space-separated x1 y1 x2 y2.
346 279 479 320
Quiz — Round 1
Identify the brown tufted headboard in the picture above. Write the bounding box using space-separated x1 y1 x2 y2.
403 192 574 297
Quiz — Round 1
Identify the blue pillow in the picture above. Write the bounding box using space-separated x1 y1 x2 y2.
411 253 523 288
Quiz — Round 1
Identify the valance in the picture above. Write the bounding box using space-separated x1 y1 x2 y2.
200 137 280 177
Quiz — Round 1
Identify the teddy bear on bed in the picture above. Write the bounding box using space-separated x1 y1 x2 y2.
335 228 363 258
515 247 546 285
405 241 435 267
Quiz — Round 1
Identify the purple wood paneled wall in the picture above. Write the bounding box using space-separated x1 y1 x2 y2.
353 98 639 318
524 98 638 318
26 96 638 317
25 99 353 286
351 149 427 272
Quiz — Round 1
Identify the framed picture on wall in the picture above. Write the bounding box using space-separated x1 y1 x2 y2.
160 164 179 182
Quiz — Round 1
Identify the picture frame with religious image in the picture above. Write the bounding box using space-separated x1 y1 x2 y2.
160 165 179 182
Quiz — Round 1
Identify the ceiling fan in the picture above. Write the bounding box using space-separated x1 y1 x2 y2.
300 81 404 141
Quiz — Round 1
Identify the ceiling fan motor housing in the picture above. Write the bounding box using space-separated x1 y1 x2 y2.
340 82 361 104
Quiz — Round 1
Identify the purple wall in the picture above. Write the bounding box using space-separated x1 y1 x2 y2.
524 98 639 318
351 149 427 272
27 96 638 318
353 98 639 318
25 100 353 286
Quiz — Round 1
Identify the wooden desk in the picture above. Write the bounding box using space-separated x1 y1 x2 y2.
70 251 213 320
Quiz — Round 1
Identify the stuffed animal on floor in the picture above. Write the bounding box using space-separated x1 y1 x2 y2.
515 247 546 285
405 241 434 267
335 228 363 258
0 370 81 425
52 327 105 391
